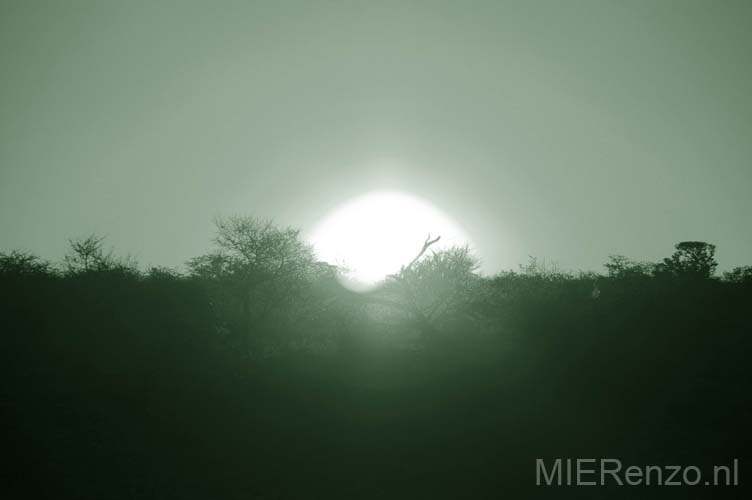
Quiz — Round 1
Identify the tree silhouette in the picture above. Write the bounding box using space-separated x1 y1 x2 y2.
0 250 52 277
658 241 717 278
63 234 108 273
187 216 317 355
604 254 654 279
373 236 481 336
723 265 752 284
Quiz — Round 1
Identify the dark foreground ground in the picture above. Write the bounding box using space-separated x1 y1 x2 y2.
2 273 750 499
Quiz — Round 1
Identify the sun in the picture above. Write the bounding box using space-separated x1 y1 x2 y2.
306 190 472 292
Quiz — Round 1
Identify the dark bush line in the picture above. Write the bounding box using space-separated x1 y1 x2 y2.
1 227 751 499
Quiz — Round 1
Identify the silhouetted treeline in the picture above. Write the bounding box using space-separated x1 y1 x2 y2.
2 219 751 499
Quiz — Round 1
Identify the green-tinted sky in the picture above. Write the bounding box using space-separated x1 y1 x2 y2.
1 0 750 273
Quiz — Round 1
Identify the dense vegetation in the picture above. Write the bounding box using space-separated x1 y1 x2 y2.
2 218 750 499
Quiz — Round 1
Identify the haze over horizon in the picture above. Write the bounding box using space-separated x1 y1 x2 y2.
2 0 751 274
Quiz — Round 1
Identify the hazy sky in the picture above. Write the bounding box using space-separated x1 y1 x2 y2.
1 0 750 273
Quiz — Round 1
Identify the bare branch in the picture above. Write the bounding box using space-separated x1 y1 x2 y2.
402 234 441 275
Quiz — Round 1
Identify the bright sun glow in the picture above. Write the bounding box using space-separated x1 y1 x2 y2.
307 190 473 292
